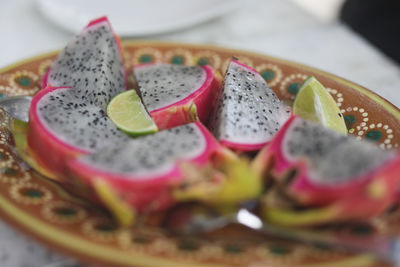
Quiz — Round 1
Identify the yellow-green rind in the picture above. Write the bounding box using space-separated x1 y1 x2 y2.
213 152 263 206
174 150 263 207
263 205 340 227
92 179 136 227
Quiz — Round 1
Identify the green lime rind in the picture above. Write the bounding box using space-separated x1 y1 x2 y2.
293 76 347 135
107 90 158 136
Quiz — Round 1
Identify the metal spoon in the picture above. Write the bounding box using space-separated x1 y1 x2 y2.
164 203 400 266
0 95 32 122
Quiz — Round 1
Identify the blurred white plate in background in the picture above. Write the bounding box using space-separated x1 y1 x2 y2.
290 0 345 22
36 0 240 37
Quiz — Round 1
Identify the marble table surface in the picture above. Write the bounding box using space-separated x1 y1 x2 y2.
0 0 400 266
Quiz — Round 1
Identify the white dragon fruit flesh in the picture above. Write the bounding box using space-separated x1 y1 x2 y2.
134 63 220 130
42 17 126 110
209 59 291 151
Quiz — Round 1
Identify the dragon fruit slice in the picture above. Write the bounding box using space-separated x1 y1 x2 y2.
42 16 126 109
68 122 220 212
28 17 129 176
253 115 400 224
209 59 291 151
28 86 130 175
133 64 220 129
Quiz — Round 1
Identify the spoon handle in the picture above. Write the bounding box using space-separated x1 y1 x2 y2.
236 209 399 265
0 96 32 122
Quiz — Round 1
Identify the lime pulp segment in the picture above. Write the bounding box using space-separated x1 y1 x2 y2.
293 76 347 135
107 90 158 136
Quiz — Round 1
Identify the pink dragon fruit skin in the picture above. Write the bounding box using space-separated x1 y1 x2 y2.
219 139 269 152
67 122 220 212
209 59 291 152
41 68 50 89
254 115 400 222
133 63 221 130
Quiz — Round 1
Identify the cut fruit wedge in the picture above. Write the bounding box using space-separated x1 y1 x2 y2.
293 76 347 135
107 90 158 136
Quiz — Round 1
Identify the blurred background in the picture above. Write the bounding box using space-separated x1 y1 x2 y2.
0 0 399 266
1 0 400 107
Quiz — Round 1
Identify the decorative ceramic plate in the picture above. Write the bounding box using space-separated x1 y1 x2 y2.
0 41 399 267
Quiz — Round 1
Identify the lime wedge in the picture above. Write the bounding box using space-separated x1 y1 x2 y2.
107 90 157 136
293 76 347 135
